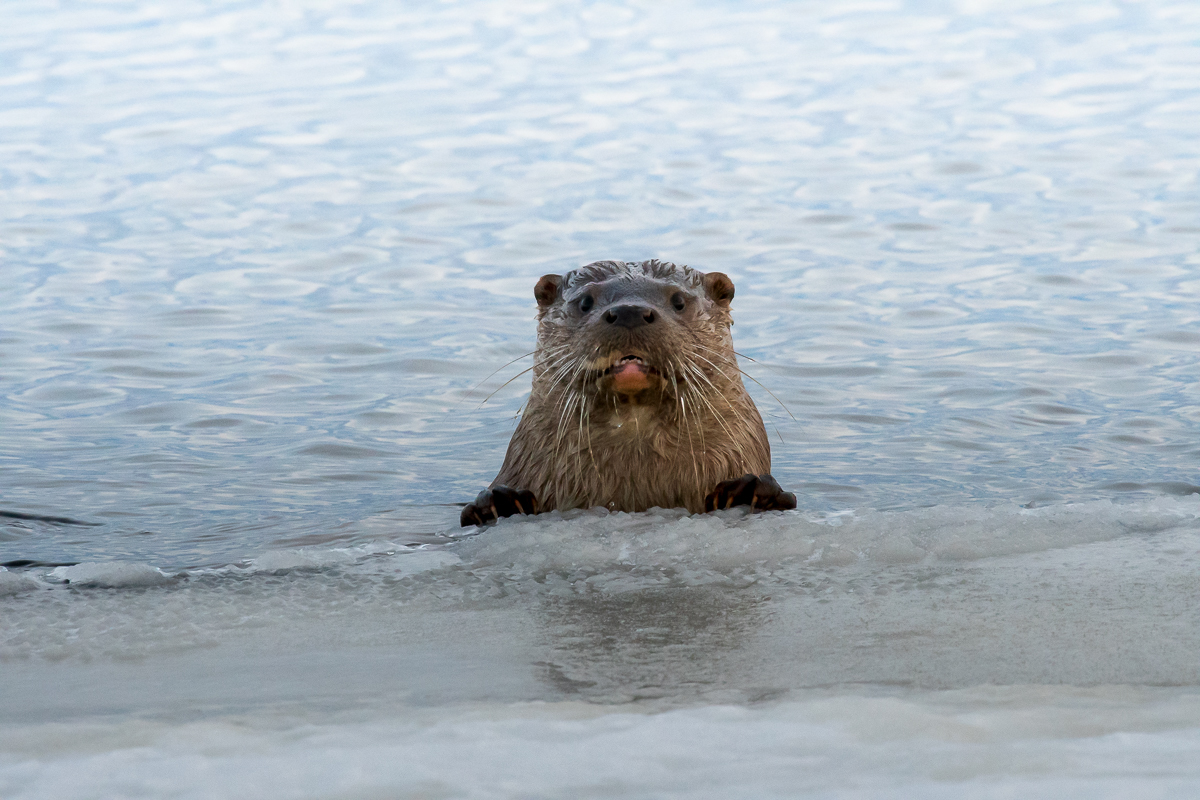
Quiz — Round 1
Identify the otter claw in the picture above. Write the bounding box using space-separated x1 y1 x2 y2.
460 485 539 527
704 473 796 513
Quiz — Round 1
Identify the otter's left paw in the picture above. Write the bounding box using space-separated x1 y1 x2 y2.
460 485 539 527
704 473 797 512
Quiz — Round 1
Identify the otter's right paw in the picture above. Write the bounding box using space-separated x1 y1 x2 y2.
704 473 797 512
460 486 539 527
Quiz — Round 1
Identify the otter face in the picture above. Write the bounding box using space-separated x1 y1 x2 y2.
570 275 697 401
532 260 738 410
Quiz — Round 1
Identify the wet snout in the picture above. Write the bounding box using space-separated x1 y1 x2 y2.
603 304 657 329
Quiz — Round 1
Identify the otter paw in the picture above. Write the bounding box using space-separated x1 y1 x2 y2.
704 473 797 513
460 486 539 527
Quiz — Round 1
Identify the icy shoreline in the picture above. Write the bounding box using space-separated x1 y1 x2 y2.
4 496 1200 798
4 687 1200 800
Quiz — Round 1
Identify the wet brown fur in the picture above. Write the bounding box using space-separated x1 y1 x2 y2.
492 260 771 514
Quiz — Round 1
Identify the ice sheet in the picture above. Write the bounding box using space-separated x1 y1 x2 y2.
3 688 1200 800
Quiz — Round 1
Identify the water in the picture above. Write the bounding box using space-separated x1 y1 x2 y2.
2 0 1200 796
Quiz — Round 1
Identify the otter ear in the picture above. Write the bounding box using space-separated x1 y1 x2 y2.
534 274 562 308
703 272 735 306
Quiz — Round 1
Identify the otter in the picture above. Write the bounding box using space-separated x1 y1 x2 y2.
461 259 795 526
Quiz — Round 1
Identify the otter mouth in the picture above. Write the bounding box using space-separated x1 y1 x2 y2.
602 354 659 376
601 354 661 395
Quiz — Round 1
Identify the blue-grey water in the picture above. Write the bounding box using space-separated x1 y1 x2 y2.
3 1 1200 798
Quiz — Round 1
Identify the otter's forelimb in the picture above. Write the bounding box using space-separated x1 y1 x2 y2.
460 486 539 527
704 473 797 512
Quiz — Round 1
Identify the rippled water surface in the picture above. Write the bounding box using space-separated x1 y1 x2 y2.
2 0 1200 797
2 0 1196 566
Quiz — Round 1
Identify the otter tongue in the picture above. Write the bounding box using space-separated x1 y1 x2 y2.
611 358 652 393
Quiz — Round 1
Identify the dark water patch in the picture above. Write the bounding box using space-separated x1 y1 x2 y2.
1029 403 1092 417
35 322 106 335
937 439 998 452
18 384 125 406
350 411 416 427
72 348 158 359
111 403 205 425
99 366 205 380
0 510 101 526
275 342 392 358
183 417 245 429
294 443 394 459
318 473 388 482
1034 275 1083 286
770 365 886 378
815 413 909 426
1149 330 1200 345
933 161 983 175
1 559 80 568
1082 353 1149 368
155 308 240 328
324 358 477 376
1107 434 1156 445
802 214 853 224
1012 415 1081 428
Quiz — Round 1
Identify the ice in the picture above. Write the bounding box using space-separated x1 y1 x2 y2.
251 548 359 572
3 689 1200 799
250 545 460 576
48 562 176 588
451 496 1200 592
0 496 1195 685
3 498 1200 795
21 496 1196 600
390 548 462 576
0 503 1198 799
0 569 39 597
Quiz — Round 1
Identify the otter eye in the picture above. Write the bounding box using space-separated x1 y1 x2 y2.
671 292 686 312
579 295 594 313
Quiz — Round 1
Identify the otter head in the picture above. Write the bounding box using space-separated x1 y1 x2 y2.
531 260 737 412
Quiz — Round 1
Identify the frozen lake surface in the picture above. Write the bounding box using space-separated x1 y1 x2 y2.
2 0 1200 797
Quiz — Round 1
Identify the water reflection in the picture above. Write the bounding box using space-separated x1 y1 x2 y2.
535 586 770 704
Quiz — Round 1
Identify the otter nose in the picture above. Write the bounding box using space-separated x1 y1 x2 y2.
603 304 657 328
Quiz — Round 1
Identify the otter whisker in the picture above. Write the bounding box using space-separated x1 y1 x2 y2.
580 365 601 480
543 350 590 404
543 360 580 399
565 356 596 501
678 359 743 443
553 390 583 505
694 344 793 420
681 358 739 417
683 371 741 449
474 365 536 410
689 346 788 456
458 350 536 407
689 347 740 387
669 361 703 495
733 365 796 422
552 362 588 444
552 392 577 456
